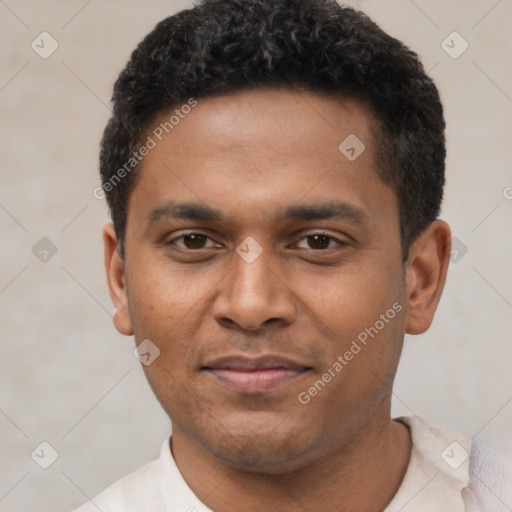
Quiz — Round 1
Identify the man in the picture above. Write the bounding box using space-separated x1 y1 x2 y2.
74 0 510 510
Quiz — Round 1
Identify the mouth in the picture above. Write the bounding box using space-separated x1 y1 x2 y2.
202 355 312 393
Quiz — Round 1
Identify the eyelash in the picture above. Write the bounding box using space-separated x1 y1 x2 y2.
169 232 219 250
295 233 347 250
167 231 347 251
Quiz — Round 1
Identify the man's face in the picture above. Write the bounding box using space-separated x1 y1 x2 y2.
112 89 409 472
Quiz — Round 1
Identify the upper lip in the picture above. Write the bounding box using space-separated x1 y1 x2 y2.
202 355 310 371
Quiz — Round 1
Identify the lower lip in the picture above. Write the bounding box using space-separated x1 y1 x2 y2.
204 368 308 393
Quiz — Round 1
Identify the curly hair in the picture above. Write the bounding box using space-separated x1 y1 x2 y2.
100 0 445 260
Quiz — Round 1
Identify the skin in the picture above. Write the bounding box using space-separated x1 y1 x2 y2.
104 89 451 511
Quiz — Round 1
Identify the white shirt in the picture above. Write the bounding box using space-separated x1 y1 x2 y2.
72 416 511 511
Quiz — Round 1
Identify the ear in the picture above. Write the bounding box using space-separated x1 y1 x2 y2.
103 223 134 336
404 220 451 335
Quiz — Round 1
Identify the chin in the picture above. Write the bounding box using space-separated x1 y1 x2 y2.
213 439 313 474
195 414 324 474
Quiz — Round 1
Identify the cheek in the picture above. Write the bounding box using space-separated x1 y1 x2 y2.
293 257 406 395
126 253 216 337
296 256 404 339
125 256 228 387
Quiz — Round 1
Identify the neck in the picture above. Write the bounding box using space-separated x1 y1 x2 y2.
170 409 412 512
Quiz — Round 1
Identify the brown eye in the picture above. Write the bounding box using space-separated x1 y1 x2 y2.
295 233 346 251
182 234 208 249
307 234 331 249
170 233 218 250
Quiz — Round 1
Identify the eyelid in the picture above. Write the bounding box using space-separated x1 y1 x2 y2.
165 229 349 250
293 231 349 249
167 230 221 249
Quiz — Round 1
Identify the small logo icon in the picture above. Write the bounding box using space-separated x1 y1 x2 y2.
32 237 58 263
338 134 366 161
31 441 59 469
134 339 161 366
441 32 468 59
450 236 468 263
236 237 263 264
31 32 59 59
441 441 469 469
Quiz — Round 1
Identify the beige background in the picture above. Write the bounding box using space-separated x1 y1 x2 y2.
1 1 511 510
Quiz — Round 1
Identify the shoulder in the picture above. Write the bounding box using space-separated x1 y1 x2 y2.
390 416 511 512
70 443 168 512
463 439 512 512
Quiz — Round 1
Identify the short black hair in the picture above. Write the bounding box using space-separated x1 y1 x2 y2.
99 0 445 260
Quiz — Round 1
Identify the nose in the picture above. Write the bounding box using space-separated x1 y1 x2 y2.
212 248 296 331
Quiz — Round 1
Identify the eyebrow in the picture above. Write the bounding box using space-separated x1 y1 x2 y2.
148 200 222 223
283 201 367 223
147 199 368 225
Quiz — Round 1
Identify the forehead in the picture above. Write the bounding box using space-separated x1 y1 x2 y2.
126 88 394 229
153 88 375 155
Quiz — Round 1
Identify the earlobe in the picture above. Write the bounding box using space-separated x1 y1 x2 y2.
404 220 451 335
103 223 134 336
